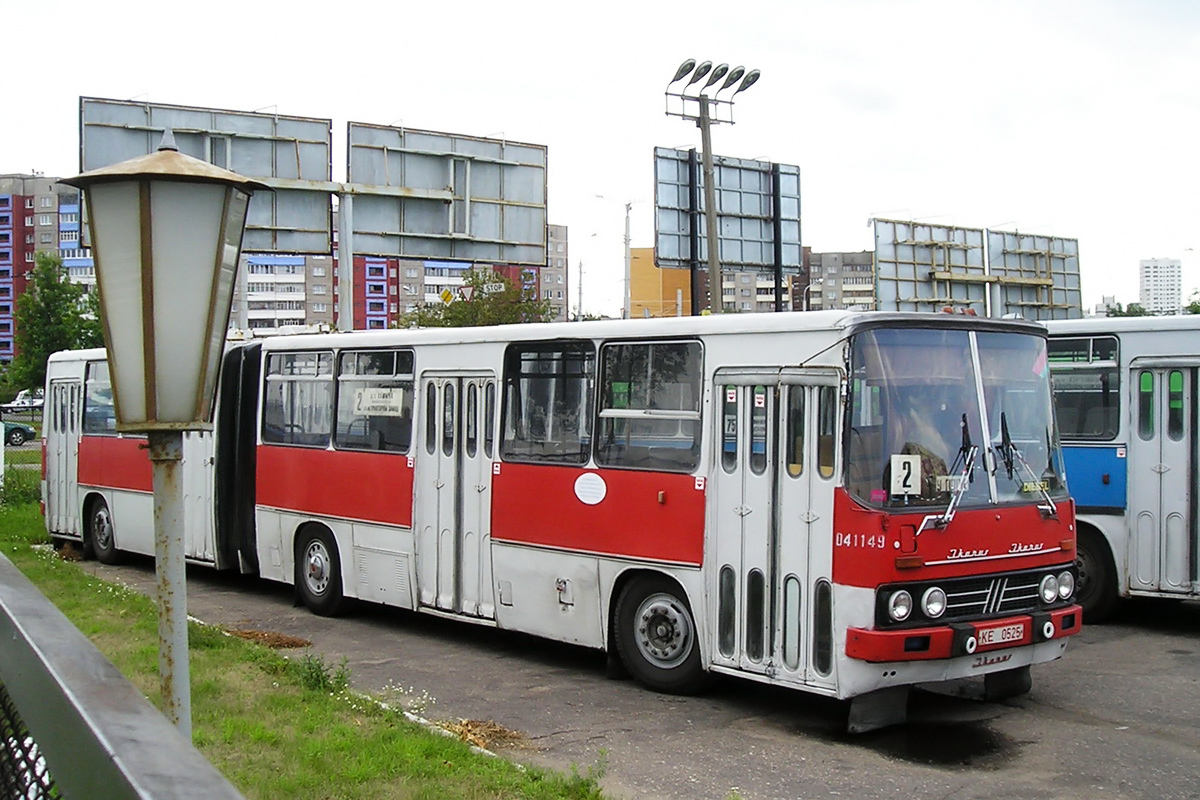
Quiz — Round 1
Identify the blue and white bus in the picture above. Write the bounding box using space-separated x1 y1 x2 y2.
1046 316 1200 619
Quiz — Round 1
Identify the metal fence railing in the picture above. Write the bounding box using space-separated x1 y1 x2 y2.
1 682 60 799
0 551 245 800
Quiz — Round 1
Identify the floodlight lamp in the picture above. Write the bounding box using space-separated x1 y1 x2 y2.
702 63 729 91
685 61 713 89
670 59 698 84
718 66 745 93
734 69 761 95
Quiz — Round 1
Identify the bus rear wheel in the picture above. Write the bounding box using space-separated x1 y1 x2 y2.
614 575 707 695
296 528 346 617
88 498 122 565
1075 528 1118 622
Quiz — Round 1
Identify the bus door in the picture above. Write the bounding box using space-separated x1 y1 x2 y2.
710 368 840 687
1128 363 1197 594
45 379 82 536
416 371 497 618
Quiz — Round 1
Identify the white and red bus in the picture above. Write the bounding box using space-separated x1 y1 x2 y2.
42 311 1081 729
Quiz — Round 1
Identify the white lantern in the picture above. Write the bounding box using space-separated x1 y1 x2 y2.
62 137 266 431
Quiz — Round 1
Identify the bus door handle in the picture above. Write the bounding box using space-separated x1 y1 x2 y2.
734 505 753 517
435 480 445 488
1153 463 1170 474
474 484 487 493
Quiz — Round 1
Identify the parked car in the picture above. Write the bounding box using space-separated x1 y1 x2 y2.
1 389 44 414
3 420 35 447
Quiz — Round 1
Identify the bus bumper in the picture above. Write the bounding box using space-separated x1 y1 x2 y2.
844 604 1082 663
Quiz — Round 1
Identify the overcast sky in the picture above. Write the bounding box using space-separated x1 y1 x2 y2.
7 0 1198 316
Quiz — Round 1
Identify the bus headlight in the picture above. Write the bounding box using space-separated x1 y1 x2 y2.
1039 574 1059 604
921 587 947 619
1057 571 1075 600
888 590 912 622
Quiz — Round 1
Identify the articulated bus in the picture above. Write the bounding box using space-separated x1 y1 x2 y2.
43 311 1081 729
1047 315 1200 620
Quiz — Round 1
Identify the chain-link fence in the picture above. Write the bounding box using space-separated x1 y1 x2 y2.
0 682 61 800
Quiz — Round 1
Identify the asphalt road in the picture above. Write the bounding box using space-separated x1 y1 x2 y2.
80 556 1200 800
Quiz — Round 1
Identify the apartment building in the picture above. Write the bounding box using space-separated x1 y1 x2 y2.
800 251 875 311
1139 257 1182 315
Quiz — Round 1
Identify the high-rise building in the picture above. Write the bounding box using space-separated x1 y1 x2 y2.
0 174 82 363
542 224 569 322
800 251 875 312
1139 257 1182 315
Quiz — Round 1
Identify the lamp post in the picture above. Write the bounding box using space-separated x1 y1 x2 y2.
594 196 634 319
62 131 265 738
666 59 760 314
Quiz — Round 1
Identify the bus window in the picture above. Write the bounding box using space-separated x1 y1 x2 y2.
596 341 702 472
83 361 116 434
334 349 414 453
749 386 768 476
785 387 804 478
817 385 836 479
262 352 333 448
501 341 594 464
466 383 479 457
1168 370 1184 441
1138 371 1155 441
721 386 738 473
442 383 456 456
425 382 437 455
484 382 496 459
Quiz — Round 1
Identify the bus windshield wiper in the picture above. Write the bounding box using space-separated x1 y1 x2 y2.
917 413 977 536
995 412 1058 518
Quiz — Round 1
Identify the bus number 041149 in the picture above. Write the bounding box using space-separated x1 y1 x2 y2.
835 532 888 549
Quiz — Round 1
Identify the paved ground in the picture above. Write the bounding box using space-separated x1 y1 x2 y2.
81 556 1200 800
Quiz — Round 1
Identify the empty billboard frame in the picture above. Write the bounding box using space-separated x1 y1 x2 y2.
347 123 547 266
654 147 801 273
987 231 1082 320
79 96 333 253
873 219 989 314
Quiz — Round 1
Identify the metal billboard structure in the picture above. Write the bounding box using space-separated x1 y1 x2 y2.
873 219 988 314
872 219 1083 319
79 97 333 253
348 123 547 266
987 231 1082 320
654 146 802 274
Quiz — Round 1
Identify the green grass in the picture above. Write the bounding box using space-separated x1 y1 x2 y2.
4 448 41 467
0 501 607 800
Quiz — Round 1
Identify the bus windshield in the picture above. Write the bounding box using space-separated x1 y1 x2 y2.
846 326 1066 510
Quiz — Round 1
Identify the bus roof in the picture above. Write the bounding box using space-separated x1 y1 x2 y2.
1045 315 1200 336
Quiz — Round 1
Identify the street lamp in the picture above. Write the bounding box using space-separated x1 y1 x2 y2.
666 59 761 314
595 195 633 318
62 131 265 738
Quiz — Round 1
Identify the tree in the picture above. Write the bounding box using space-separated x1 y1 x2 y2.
1106 302 1150 317
8 251 104 392
395 269 554 328
1185 291 1200 315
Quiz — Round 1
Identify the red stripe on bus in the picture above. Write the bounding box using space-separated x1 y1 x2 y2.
491 463 705 565
78 435 153 492
832 489 1077 586
257 445 415 527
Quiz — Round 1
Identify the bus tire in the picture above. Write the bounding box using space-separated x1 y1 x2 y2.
614 574 707 695
87 498 122 565
1075 527 1118 622
296 527 346 617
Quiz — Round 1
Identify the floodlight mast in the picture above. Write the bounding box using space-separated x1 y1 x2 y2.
665 59 760 314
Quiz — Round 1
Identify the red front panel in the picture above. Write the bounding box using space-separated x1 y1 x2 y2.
831 488 1077 586
491 463 705 565
78 435 153 492
256 445 415 527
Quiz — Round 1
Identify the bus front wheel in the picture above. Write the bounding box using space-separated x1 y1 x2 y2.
296 528 346 617
614 575 707 695
88 498 122 566
1075 528 1118 622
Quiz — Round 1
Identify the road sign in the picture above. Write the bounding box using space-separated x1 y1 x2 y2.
482 282 505 295
440 289 454 304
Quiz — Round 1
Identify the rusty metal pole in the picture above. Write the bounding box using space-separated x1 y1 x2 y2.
147 430 190 739
698 95 722 314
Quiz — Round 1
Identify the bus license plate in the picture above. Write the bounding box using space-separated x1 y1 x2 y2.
977 622 1025 647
